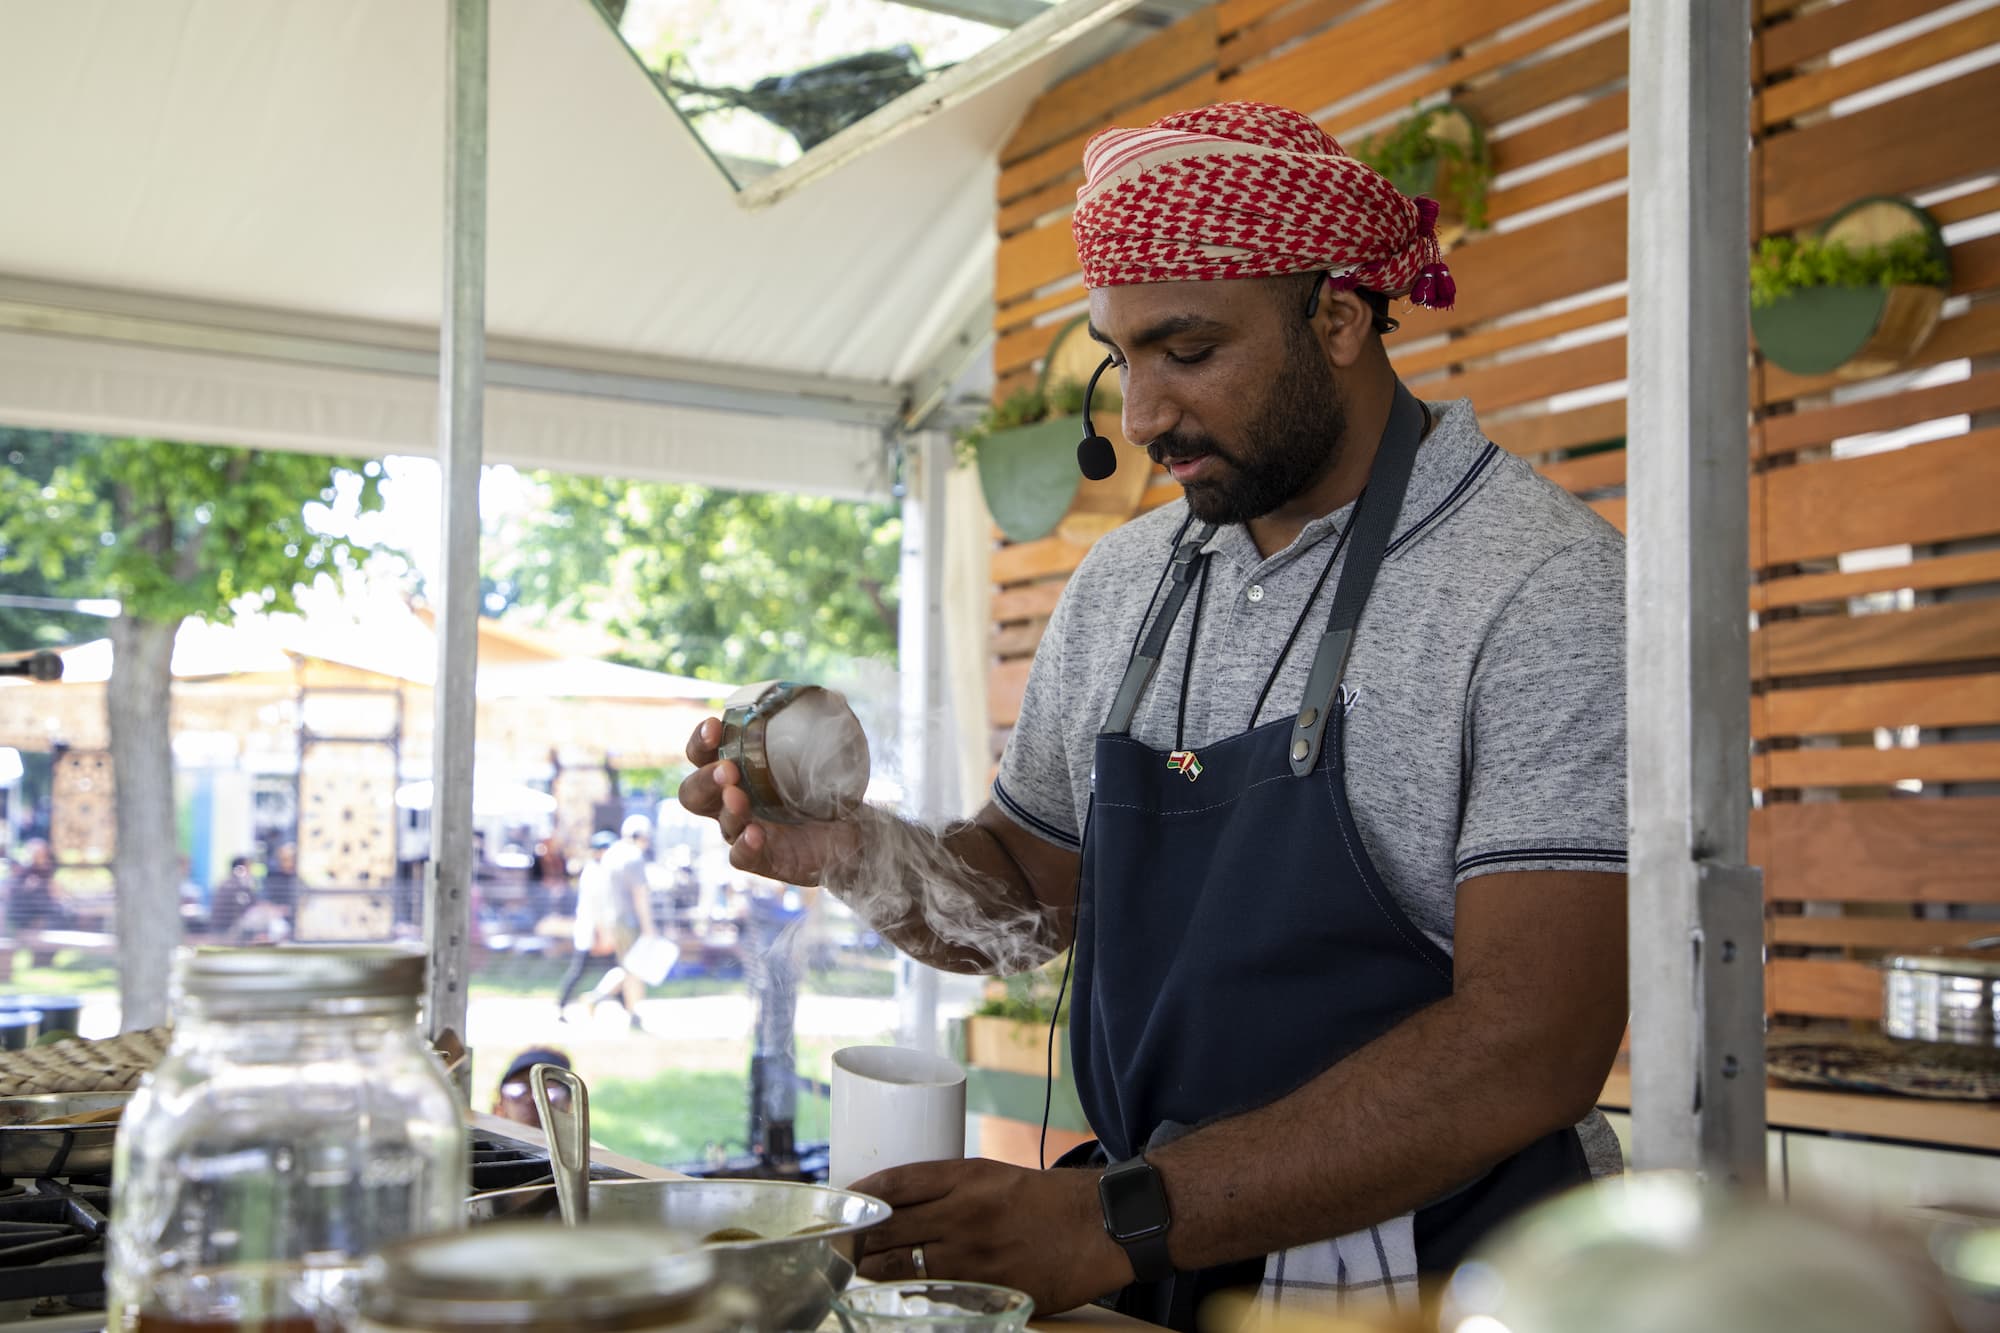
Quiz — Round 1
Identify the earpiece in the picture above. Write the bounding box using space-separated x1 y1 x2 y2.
1077 353 1118 480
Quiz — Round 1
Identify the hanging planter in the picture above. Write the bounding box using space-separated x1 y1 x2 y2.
1353 103 1491 248
973 411 1085 544
1750 196 1951 380
966 316 1146 544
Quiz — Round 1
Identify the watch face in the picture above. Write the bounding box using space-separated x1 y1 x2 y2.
1102 1162 1171 1241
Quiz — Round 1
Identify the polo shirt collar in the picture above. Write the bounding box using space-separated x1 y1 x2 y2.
1195 396 1488 572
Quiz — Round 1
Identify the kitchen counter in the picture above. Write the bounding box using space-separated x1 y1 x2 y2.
469 1115 1163 1330
1599 1062 2000 1152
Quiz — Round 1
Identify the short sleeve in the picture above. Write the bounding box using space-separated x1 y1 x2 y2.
992 577 1084 850
1455 533 1628 883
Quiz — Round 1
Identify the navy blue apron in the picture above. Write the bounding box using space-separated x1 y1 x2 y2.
1064 384 1588 1329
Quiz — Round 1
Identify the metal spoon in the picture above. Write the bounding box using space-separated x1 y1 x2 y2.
530 1062 590 1226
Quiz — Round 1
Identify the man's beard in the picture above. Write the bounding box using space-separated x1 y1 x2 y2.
1147 333 1347 526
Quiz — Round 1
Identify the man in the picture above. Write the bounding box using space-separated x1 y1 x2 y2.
260 842 301 919
681 101 1627 1324
209 855 260 939
556 829 620 1020
584 814 660 1028
492 1045 573 1129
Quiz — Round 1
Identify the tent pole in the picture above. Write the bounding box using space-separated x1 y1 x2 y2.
426 0 488 1059
1624 0 1764 1187
896 434 953 1054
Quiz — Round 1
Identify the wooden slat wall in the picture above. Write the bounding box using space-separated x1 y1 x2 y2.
987 3 2000 1052
1750 0 2000 1033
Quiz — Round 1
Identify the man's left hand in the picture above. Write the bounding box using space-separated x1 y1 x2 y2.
853 1158 1134 1315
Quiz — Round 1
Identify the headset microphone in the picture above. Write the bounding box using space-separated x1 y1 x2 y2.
1076 353 1118 481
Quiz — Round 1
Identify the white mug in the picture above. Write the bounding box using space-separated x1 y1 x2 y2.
829 1045 967 1190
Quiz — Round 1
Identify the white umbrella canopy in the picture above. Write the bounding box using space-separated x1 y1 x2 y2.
0 0 1127 493
393 777 557 820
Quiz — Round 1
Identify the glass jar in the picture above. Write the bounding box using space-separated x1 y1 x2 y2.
354 1224 756 1333
108 947 467 1332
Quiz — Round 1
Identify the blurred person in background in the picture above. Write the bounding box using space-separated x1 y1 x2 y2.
5 839 66 963
556 830 623 1021
260 842 301 922
527 835 568 922
583 814 660 1030
492 1046 573 1129
209 856 260 939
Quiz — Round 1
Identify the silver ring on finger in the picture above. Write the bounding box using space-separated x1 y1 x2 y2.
912 1244 928 1278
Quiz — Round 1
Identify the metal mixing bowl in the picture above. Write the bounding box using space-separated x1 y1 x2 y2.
0 1091 132 1176
468 1177 891 1332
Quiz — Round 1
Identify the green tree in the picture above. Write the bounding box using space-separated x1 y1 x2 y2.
491 474 899 684
0 437 385 1028
0 431 104 650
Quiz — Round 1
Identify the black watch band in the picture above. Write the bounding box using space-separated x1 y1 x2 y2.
1098 1155 1174 1283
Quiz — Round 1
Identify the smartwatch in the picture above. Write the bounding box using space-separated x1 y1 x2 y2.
1098 1154 1174 1282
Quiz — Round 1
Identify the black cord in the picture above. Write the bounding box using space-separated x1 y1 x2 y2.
1250 515 1354 727
1038 939 1078 1170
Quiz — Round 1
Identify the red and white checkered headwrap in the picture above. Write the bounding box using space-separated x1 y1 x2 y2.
1072 100 1456 309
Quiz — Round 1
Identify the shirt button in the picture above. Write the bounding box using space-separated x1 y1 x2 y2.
1247 584 1264 603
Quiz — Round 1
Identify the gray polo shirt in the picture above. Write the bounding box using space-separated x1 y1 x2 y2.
993 395 1628 952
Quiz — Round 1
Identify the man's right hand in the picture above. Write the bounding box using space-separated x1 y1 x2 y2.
679 717 862 887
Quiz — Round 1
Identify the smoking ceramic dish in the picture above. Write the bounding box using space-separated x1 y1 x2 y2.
719 681 871 824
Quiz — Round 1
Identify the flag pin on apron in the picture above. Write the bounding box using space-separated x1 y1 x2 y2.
1167 750 1203 781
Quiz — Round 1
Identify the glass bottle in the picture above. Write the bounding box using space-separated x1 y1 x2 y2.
108 947 467 1332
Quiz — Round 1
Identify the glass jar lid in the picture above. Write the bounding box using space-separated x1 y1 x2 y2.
178 945 428 1001
359 1224 715 1328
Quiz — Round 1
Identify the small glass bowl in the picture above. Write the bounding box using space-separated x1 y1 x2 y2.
832 1281 1035 1333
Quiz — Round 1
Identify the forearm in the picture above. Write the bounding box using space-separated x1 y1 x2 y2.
1148 993 1617 1271
822 806 1063 975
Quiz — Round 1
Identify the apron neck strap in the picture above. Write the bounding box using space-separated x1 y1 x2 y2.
1287 381 1427 777
1103 520 1218 736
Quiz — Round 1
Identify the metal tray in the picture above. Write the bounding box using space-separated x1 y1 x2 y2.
0 1092 131 1177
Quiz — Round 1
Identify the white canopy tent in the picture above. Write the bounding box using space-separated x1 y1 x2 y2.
0 0 1141 1041
0 0 1133 497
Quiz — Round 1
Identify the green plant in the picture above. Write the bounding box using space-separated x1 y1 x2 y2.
1353 104 1490 232
954 377 1109 466
1749 231 1949 309
973 953 1071 1025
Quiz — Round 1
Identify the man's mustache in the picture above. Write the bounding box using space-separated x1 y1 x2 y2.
1147 432 1233 466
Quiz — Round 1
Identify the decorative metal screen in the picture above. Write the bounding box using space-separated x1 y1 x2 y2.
50 749 114 865
297 741 398 888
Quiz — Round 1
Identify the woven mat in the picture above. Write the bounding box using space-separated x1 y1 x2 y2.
0 1028 171 1097
1765 1028 2000 1102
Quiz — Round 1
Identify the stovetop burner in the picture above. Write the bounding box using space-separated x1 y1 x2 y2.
0 1126 623 1329
0 1179 109 1303
465 1129 637 1195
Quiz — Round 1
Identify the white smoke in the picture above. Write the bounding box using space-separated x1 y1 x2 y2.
744 681 1057 977
819 804 1058 977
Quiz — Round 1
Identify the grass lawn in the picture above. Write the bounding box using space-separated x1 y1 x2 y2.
468 953 894 1001
6 950 895 1003
5 950 881 1173
4 950 119 995
588 1066 833 1166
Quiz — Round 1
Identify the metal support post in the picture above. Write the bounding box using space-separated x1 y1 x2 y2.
895 434 955 1053
1625 0 1765 1188
426 0 488 1058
